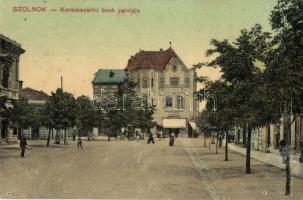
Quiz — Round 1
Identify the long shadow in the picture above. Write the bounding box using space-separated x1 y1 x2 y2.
0 146 19 150
30 144 72 149
0 154 22 159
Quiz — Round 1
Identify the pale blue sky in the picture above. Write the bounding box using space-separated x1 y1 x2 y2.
0 0 277 96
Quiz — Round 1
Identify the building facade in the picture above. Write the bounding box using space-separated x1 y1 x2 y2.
92 69 127 97
234 116 302 155
0 34 25 144
20 87 50 139
125 47 198 137
92 69 127 136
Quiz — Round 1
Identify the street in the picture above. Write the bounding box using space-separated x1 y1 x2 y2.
0 138 302 199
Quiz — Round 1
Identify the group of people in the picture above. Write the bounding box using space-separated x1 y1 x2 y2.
147 131 176 147
19 132 84 158
18 129 178 157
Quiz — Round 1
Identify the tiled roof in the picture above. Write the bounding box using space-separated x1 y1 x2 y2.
92 69 127 85
126 47 178 70
20 87 49 101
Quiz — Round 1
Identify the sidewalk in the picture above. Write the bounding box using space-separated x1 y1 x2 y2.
229 142 303 178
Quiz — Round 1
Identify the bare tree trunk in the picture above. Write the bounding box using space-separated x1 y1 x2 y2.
216 133 218 154
46 127 51 147
243 125 247 147
284 109 291 195
225 131 228 161
246 124 252 174
203 132 206 147
209 132 211 151
64 129 68 145
55 129 60 144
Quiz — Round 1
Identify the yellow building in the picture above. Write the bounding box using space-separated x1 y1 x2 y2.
125 47 198 137
0 34 25 144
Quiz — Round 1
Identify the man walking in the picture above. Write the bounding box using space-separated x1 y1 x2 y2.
77 135 82 150
147 131 155 144
218 134 223 148
169 132 175 146
20 132 27 157
299 138 303 163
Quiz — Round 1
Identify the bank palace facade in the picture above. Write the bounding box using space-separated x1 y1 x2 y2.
93 47 198 137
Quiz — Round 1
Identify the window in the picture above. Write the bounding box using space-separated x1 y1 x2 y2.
165 96 173 108
2 65 9 88
159 77 164 88
185 78 190 88
143 77 148 88
176 96 184 109
109 70 115 77
137 78 140 87
151 78 154 87
170 77 179 87
172 65 177 72
159 71 164 77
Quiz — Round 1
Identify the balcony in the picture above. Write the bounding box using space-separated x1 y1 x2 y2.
159 84 190 95
0 86 19 100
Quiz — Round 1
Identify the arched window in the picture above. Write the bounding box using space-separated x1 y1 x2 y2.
151 78 154 87
165 96 173 108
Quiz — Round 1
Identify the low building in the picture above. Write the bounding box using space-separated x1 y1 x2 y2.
234 116 302 155
0 34 25 144
20 87 49 139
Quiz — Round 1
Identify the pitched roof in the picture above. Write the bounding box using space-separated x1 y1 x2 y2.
126 47 179 70
92 69 127 85
20 87 49 101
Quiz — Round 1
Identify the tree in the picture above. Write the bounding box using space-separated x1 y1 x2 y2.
197 24 272 171
197 80 235 161
76 95 101 140
41 100 55 147
268 0 303 195
8 100 35 132
104 79 155 139
48 89 77 144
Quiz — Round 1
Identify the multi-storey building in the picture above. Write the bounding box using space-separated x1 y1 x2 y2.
92 69 127 136
0 34 25 143
125 47 198 137
92 69 127 98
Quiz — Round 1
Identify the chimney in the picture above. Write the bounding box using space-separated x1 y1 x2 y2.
61 76 63 90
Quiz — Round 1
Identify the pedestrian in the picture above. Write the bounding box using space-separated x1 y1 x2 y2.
20 132 27 157
299 138 303 163
72 130 76 141
135 130 140 141
77 135 82 150
279 139 286 163
169 132 175 146
158 129 163 140
147 130 155 144
218 134 223 148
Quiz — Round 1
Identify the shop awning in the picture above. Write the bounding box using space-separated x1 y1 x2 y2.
163 118 186 129
189 122 197 130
